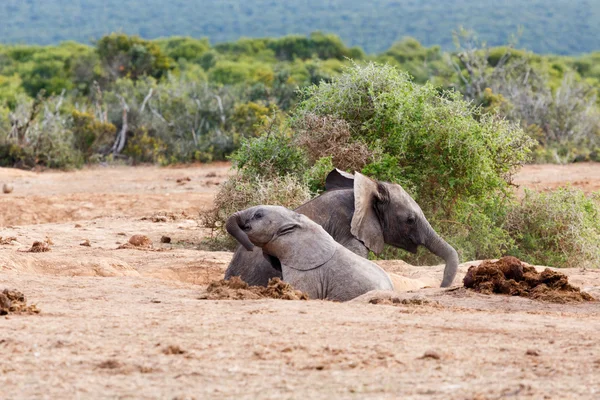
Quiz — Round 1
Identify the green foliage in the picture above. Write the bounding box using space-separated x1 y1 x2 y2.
0 30 599 171
96 33 172 80
231 126 308 180
2 0 600 56
303 156 334 194
266 32 363 61
123 128 168 164
155 37 210 62
228 62 535 263
71 110 116 160
208 61 251 85
505 188 600 268
0 143 34 168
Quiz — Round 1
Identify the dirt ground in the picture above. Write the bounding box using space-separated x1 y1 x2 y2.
1 162 600 399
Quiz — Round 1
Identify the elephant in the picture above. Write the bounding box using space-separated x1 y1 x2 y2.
226 205 394 301
225 169 459 288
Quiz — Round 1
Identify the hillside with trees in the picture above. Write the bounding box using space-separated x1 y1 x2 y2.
1 0 600 55
1 31 599 169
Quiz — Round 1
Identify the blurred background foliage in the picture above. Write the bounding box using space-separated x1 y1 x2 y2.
0 29 599 169
1 0 600 55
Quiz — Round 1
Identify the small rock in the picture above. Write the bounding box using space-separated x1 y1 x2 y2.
80 239 91 247
3 184 13 194
160 236 171 244
526 349 540 357
128 235 152 247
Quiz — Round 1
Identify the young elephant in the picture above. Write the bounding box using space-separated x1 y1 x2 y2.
225 169 459 288
226 205 394 302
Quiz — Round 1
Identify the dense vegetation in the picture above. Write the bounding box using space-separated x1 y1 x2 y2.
2 0 600 55
1 31 599 169
208 63 600 268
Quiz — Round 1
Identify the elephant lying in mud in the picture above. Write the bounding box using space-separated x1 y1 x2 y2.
226 205 394 301
225 169 459 288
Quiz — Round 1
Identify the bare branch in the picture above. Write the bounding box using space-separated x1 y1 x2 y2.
140 88 154 113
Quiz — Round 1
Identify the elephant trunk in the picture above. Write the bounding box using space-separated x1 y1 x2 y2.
225 212 255 251
421 221 459 287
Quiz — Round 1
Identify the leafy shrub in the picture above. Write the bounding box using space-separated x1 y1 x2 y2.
222 61 535 263
71 110 116 160
96 33 172 81
297 62 533 262
230 123 308 180
505 188 600 268
0 93 82 169
123 127 167 164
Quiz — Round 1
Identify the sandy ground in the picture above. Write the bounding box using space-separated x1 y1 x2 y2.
1 162 600 399
513 162 600 193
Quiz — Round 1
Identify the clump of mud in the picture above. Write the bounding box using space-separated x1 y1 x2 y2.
0 236 17 245
199 277 309 300
464 256 595 303
0 289 41 315
118 234 153 250
28 241 51 252
160 236 171 243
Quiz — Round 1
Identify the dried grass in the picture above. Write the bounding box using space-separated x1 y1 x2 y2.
294 113 374 172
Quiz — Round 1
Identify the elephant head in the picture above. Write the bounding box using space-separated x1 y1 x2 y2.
226 205 394 300
226 205 337 271
325 169 459 287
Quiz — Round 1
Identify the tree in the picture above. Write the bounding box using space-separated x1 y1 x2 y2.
96 34 172 81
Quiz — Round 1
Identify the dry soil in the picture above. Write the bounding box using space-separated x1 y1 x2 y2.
1 162 600 399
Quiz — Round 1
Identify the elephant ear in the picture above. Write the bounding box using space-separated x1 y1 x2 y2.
282 217 337 271
325 168 354 191
351 172 385 255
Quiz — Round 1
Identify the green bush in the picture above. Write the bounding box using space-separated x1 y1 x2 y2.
222 61 535 263
230 123 308 179
298 62 533 262
71 110 117 160
505 188 600 268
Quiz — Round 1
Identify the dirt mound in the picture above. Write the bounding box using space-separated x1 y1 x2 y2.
118 235 154 250
28 241 51 253
463 256 595 303
0 236 17 245
0 289 41 315
199 277 309 300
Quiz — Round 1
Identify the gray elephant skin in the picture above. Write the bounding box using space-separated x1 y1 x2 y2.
225 169 459 288
226 205 394 301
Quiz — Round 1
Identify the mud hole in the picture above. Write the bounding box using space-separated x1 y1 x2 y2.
463 256 595 303
0 289 40 315
198 277 309 300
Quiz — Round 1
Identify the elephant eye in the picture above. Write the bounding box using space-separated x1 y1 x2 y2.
254 212 263 220
407 216 415 225
277 224 297 236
